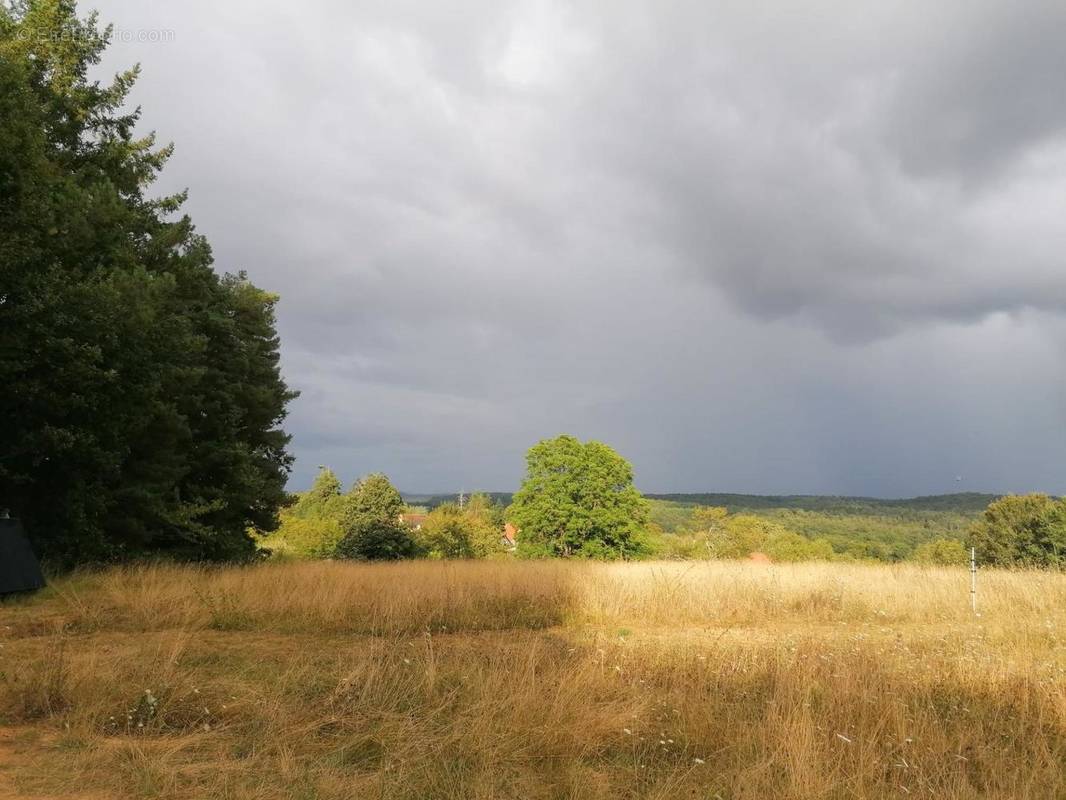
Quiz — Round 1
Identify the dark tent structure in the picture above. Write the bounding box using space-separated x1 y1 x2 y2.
0 518 46 595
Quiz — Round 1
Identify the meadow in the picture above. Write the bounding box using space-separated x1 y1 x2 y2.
0 560 1063 799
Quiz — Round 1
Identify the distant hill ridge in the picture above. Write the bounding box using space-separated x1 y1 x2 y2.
642 492 999 513
402 491 1000 513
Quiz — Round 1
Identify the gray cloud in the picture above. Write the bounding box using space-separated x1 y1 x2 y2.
883 1 1066 180
91 0 1066 494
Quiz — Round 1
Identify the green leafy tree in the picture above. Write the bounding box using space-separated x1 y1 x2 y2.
968 494 1066 568
291 468 343 518
691 505 728 534
343 473 403 523
465 492 507 531
266 468 346 558
463 493 508 557
1036 503 1066 568
334 474 415 560
0 2 295 565
509 435 649 559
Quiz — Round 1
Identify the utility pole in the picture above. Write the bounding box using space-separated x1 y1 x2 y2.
458 490 465 510
970 546 977 615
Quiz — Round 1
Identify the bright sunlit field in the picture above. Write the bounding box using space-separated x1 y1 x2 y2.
1 560 1063 799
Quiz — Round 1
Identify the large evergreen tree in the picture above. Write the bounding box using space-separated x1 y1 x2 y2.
0 1 296 564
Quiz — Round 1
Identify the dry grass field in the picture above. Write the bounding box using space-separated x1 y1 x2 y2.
0 560 1063 799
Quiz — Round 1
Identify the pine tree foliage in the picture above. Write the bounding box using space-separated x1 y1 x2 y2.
0 2 296 564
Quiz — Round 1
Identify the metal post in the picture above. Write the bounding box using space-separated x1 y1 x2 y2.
970 546 977 615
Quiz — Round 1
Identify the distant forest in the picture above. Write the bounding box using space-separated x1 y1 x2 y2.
407 492 998 513
643 492 999 513
404 492 1000 562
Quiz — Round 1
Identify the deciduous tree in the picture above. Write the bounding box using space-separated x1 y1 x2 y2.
509 435 649 559
334 474 415 560
969 494 1066 568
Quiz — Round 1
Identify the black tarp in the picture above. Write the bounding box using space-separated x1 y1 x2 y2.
0 518 46 594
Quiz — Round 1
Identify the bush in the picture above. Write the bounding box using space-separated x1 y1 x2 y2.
419 503 503 559
334 518 418 561
291 468 344 519
764 530 835 562
268 513 345 559
911 538 969 566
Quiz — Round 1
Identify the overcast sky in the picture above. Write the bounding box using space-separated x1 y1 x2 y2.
91 0 1066 496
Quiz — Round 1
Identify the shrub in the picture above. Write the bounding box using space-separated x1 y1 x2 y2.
911 538 969 566
268 513 345 559
334 518 418 561
419 504 502 559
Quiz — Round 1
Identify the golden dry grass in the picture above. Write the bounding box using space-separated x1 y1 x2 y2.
0 560 1063 799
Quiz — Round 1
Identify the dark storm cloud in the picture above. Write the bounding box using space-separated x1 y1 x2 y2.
90 0 1066 494
542 0 1066 337
882 1 1066 180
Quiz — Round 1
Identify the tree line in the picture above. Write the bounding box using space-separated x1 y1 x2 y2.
649 496 1063 568
271 435 647 560
271 435 1066 569
270 470 507 561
